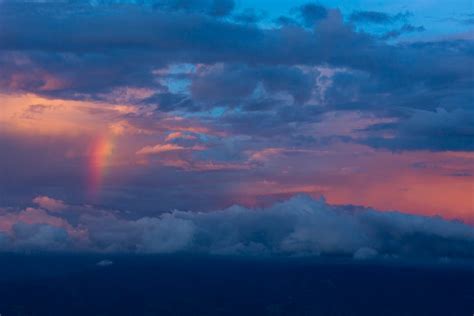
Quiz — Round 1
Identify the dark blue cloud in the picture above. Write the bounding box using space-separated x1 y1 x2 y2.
0 1 473 152
298 3 328 27
153 0 235 16
362 109 474 151
190 64 316 106
381 24 425 40
349 10 411 24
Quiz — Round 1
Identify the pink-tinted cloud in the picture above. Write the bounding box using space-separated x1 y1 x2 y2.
165 131 198 141
136 143 206 155
33 196 66 212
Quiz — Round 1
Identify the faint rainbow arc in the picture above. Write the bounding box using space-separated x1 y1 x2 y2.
87 135 114 200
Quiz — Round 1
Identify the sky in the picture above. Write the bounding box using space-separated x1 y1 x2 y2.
0 0 473 257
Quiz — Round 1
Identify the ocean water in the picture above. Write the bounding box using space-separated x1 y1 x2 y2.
0 254 472 316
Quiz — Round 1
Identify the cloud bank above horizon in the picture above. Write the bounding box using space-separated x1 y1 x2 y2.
0 195 473 261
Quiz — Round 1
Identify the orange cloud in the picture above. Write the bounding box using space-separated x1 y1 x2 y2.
0 93 140 136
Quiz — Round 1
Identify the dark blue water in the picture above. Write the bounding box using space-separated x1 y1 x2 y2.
0 254 472 315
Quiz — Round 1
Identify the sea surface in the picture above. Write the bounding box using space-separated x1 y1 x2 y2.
0 254 472 316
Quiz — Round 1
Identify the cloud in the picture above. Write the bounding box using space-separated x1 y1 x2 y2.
0 1 471 134
136 143 206 155
136 143 187 155
0 195 473 260
363 108 474 151
165 131 197 141
190 63 317 106
136 215 195 253
0 1 473 233
33 196 66 212
353 247 378 260
10 222 71 251
298 3 328 27
96 259 114 267
349 10 411 24
153 0 235 16
381 24 425 40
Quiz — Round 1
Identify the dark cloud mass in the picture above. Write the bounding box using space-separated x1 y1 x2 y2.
0 1 471 137
349 10 411 24
381 24 425 40
190 64 316 106
363 109 474 151
153 0 235 16
298 3 328 27
0 2 471 143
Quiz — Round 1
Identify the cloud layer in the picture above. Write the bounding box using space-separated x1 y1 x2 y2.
0 1 472 235
0 195 473 261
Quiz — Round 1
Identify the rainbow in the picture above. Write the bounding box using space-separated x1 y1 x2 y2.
87 135 113 200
